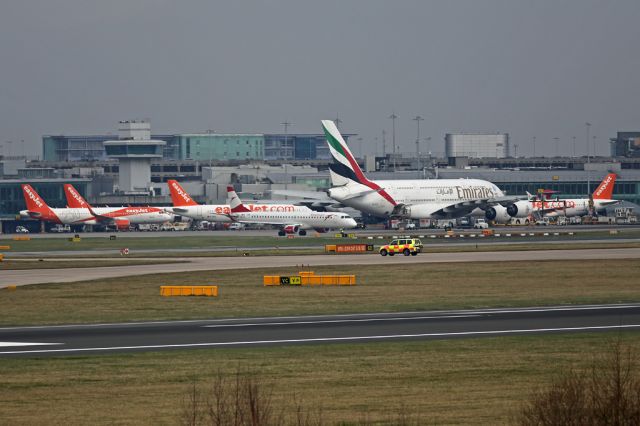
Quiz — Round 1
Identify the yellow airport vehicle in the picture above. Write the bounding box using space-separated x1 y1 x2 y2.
379 238 423 257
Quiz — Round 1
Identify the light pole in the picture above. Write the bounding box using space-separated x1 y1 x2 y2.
553 137 560 157
412 116 424 159
585 122 591 194
281 121 292 161
593 135 597 158
389 112 398 171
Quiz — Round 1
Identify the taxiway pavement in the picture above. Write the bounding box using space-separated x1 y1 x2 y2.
3 247 640 287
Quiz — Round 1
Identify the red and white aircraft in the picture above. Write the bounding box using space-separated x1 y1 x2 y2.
488 173 620 223
19 184 173 230
164 179 306 223
227 186 357 236
62 184 175 229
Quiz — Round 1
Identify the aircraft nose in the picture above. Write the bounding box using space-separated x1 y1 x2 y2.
347 218 357 228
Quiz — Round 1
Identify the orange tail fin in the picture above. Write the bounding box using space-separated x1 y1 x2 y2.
592 173 617 200
167 180 199 207
22 185 49 212
64 184 91 208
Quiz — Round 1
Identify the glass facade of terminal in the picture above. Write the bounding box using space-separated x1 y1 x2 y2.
43 135 179 161
0 181 90 218
264 134 351 160
177 134 264 161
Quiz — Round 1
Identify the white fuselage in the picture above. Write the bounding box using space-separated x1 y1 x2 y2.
20 207 174 225
167 203 308 222
534 198 617 217
328 178 503 219
231 208 357 230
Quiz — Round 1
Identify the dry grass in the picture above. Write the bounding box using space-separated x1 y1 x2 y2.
1 333 639 425
1 259 640 326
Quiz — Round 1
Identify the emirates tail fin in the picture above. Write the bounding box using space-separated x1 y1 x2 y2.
64 184 92 208
167 180 199 206
227 186 250 213
592 173 617 200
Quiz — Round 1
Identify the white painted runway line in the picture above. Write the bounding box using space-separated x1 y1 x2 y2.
2 324 640 355
0 342 61 347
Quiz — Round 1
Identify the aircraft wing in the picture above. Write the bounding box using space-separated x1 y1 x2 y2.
429 196 522 218
85 206 121 224
269 189 345 209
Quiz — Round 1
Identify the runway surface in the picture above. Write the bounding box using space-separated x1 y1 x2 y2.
2 304 640 357
3 247 640 287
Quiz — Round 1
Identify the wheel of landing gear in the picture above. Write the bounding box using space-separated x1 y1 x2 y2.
278 230 285 236
298 229 307 236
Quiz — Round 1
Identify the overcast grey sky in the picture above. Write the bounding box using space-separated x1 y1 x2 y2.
1 0 639 158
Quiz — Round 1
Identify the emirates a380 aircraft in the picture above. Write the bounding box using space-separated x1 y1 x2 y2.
322 120 518 220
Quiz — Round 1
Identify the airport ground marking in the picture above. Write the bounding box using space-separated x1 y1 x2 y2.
2 303 640 331
202 314 480 328
3 324 640 355
0 342 61 347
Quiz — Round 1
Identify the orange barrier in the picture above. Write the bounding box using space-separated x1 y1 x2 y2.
160 286 218 297
263 271 356 286
0 254 4 262
12 236 30 241
0 245 10 250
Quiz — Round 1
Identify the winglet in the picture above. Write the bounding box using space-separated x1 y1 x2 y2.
167 180 199 207
64 184 91 208
227 186 251 213
592 173 617 200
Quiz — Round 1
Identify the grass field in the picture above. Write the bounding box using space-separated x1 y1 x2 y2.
2 259 640 326
1 229 639 254
1 333 639 425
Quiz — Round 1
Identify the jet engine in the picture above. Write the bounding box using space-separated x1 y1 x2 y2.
283 225 299 234
506 200 532 218
485 205 511 224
